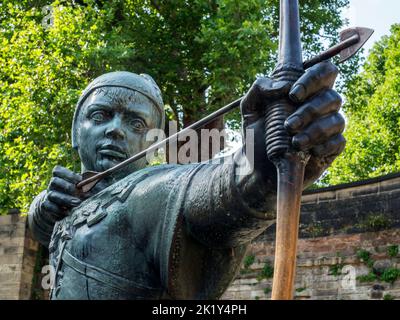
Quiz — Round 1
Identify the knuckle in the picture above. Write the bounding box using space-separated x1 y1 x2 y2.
255 77 276 94
327 89 343 106
337 134 346 144
338 135 347 150
253 78 264 91
306 102 320 117
254 77 268 88
47 190 61 202
52 165 62 175
46 191 54 200
312 123 326 139
43 199 56 212
323 60 339 75
335 114 346 130
319 124 330 140
49 177 56 187
42 198 51 208
330 63 339 76
42 201 53 212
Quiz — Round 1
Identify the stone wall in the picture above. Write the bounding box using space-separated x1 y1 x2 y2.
223 173 400 300
0 214 39 300
222 229 400 300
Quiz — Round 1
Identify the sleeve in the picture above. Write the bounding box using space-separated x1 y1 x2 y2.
183 153 276 249
153 161 276 299
27 190 56 248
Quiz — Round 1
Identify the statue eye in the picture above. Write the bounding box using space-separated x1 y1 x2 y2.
129 119 146 131
90 111 108 122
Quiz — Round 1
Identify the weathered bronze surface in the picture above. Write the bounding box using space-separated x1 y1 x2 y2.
28 2 349 300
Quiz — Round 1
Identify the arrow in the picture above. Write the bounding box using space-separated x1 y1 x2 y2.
304 27 374 69
76 26 373 194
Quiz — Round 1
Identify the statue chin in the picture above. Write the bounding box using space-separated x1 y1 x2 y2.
97 157 124 172
86 157 149 183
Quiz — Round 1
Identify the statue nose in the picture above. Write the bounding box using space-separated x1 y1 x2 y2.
105 117 126 140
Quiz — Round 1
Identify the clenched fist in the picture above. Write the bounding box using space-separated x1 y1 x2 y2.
241 60 345 187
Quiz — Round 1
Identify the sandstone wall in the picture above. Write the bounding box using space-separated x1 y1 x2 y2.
0 214 38 299
223 173 400 300
222 229 400 300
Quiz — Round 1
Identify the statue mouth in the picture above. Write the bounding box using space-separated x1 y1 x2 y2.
98 145 127 160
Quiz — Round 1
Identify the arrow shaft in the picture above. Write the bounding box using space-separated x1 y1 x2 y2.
303 33 359 69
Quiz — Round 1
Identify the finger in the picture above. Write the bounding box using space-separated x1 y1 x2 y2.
47 191 82 208
49 177 80 196
52 165 82 184
292 113 345 150
42 199 67 222
285 89 342 133
241 77 291 113
289 61 339 103
311 134 346 158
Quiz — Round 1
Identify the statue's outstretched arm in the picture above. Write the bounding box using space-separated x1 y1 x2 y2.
184 61 345 248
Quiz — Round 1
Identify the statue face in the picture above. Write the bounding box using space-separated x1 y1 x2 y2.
75 87 160 177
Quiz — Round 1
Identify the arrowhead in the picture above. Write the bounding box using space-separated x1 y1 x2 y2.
339 27 374 63
80 180 100 193
79 171 100 193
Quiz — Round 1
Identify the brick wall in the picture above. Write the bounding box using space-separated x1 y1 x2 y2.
0 214 39 300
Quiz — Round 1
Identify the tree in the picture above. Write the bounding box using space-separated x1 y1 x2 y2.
0 0 354 213
321 24 400 186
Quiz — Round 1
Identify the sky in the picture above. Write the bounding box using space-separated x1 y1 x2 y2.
344 0 400 55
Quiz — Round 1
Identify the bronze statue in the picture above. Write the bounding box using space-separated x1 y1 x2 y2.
25 0 365 301
28 62 345 299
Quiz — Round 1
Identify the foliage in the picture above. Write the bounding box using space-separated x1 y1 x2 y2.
257 261 274 280
0 0 354 212
328 252 345 276
356 249 374 269
243 254 256 269
303 221 325 238
321 24 400 185
356 248 400 284
380 268 400 284
383 294 395 300
329 263 344 277
240 254 256 274
387 245 399 258
356 214 391 232
357 272 378 283
263 286 271 295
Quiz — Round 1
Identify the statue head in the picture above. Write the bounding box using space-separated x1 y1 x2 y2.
72 71 165 180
